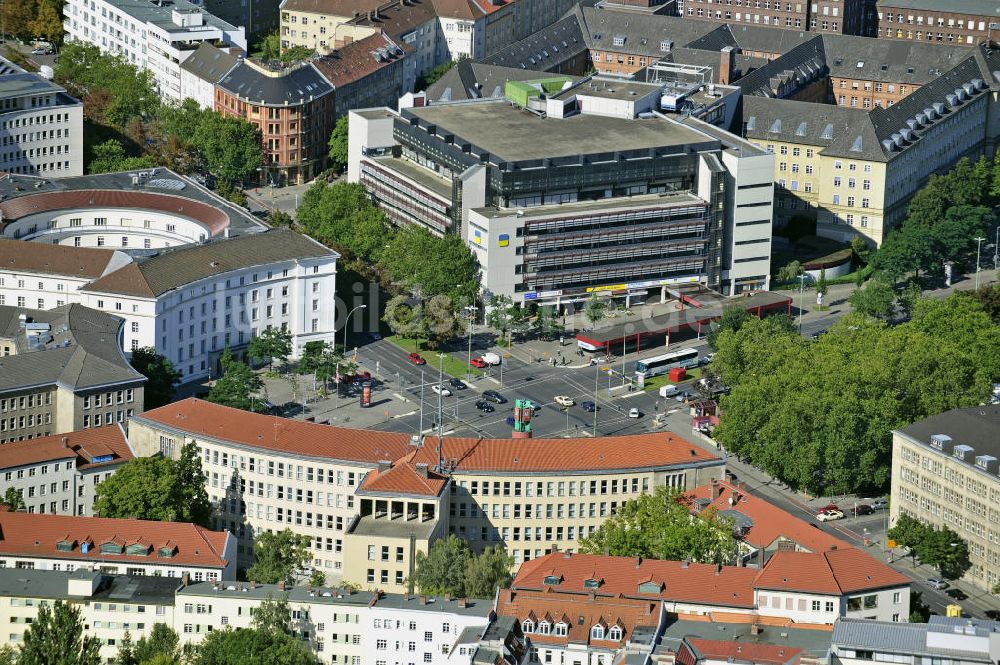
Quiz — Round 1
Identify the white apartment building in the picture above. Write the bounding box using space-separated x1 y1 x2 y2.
0 58 83 178
0 509 236 580
0 425 134 517
62 0 246 104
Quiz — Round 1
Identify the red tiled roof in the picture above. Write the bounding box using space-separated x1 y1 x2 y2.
0 191 229 236
0 425 131 472
753 549 910 595
0 509 230 569
135 398 414 464
495 588 660 647
357 453 448 497
687 638 803 665
0 239 117 279
413 432 720 474
512 552 757 609
685 480 848 553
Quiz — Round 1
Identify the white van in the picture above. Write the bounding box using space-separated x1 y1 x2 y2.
658 384 679 398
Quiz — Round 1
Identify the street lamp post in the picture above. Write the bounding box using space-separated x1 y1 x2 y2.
593 363 602 437
436 353 446 472
994 226 999 273
418 369 425 434
463 305 476 380
797 274 807 334
974 236 986 291
343 304 367 356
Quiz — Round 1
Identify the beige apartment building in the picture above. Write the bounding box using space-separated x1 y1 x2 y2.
890 406 1000 594
0 304 145 443
128 399 724 593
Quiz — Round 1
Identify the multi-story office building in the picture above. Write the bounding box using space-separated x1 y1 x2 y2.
201 0 278 42
0 509 236 580
0 425 134 516
125 398 724 592
349 77 773 305
62 0 246 104
0 569 180 663
875 0 1000 45
890 405 1000 594
0 57 83 178
0 304 145 443
678 0 866 34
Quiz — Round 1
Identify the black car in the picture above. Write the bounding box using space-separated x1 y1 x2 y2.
581 401 598 412
853 504 874 516
946 588 968 601
449 377 467 390
475 400 495 412
483 390 507 404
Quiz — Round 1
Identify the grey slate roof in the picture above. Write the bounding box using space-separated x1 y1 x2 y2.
0 304 145 392
658 616 833 658
895 405 1000 460
81 229 338 298
823 36 973 85
876 0 1000 16
217 61 333 106
100 0 238 31
578 5 719 57
719 23 814 55
179 42 241 85
427 61 582 101
481 14 586 71
0 569 180 605
832 617 999 661
737 35 827 98
741 96 868 148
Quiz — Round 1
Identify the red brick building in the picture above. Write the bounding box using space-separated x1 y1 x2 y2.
875 0 1000 45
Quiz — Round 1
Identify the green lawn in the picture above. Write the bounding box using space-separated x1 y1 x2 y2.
385 335 474 379
641 367 702 392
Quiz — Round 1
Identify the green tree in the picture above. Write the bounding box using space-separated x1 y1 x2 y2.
298 341 349 395
247 529 312 585
0 645 15 665
965 283 1000 323
485 294 520 346
579 487 739 564
295 181 389 261
888 514 930 566
920 525 970 579
87 139 157 174
411 535 473 597
851 236 871 265
193 628 318 665
378 226 479 301
327 115 349 171
280 45 315 64
415 60 458 90
706 305 751 351
30 0 64 46
908 591 931 623
583 293 606 326
251 594 292 635
775 259 803 283
206 347 265 412
309 570 327 588
383 295 425 344
174 442 212 526
815 268 828 306
17 600 101 665
268 210 294 228
157 98 209 139
463 546 513 599
249 327 294 371
55 43 159 126
535 305 565 341
193 112 262 185
906 174 949 228
848 278 896 320
253 32 281 61
134 624 180 665
3 487 25 511
422 294 465 348
116 631 138 665
1 0 38 40
129 347 181 409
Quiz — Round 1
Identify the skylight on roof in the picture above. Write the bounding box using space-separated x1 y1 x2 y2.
850 135 863 152
770 119 781 133
856 61 865 68
820 124 833 140
796 122 807 137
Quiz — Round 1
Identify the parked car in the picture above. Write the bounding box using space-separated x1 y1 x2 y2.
946 588 967 600
482 390 507 404
853 504 874 516
816 509 844 522
554 395 575 407
356 370 371 380
475 400 495 413
810 329 827 340
505 415 516 426
408 352 426 365
926 578 949 590
481 352 502 365
431 385 451 396
628 407 641 418
674 391 691 402
581 401 598 412
449 377 466 390
470 357 488 368
31 47 51 55
700 354 714 366
658 384 679 398
821 503 840 513
870 498 889 511
367 332 382 341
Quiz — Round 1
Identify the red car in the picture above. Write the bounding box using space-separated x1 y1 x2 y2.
357 370 371 380
408 352 426 365
470 357 488 368
821 503 840 513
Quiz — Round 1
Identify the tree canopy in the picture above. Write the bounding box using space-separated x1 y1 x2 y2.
578 487 739 565
134 624 181 665
94 442 211 526
327 115 349 171
129 347 181 409
411 536 513 598
712 293 999 495
247 529 312 585
207 348 265 412
55 43 159 126
295 181 390 262
888 514 971 579
87 139 157 174
706 306 751 351
192 627 318 665
378 226 479 301
193 112 263 185
249 327 293 371
16 600 101 665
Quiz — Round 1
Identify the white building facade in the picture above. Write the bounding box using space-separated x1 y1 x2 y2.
62 0 246 104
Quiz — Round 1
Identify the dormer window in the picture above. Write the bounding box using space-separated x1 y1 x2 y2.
56 539 75 552
543 575 561 586
537 621 550 635
638 581 661 594
583 578 601 589
554 622 568 636
126 543 150 556
158 545 177 558
608 625 623 641
591 624 605 640
100 542 123 555
521 619 534 634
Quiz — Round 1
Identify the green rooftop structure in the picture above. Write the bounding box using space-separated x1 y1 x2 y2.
504 78 573 107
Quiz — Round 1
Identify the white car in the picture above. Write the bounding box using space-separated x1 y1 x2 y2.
554 395 575 407
481 352 502 365
658 384 679 398
628 407 641 418
431 385 451 396
816 509 845 522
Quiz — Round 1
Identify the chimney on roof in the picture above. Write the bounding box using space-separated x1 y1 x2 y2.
736 556 744 568
181 572 190 587
419 594 427 605
277 581 286 590
61 436 69 449
404 592 410 600
750 624 761 636
444 592 452 601
720 46 737 85
715 563 722 576
564 551 572 559
830 545 837 551
415 463 429 478
711 478 722 500
636 557 642 568
457 598 467 608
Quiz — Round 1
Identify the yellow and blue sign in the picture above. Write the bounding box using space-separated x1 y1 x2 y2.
498 233 509 247
473 228 483 245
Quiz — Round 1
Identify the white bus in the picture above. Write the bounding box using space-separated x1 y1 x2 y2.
633 348 699 379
